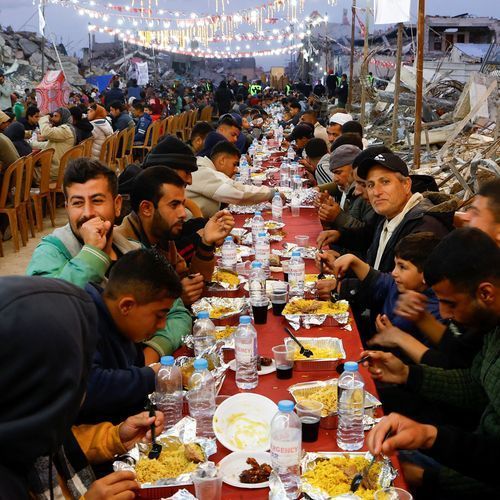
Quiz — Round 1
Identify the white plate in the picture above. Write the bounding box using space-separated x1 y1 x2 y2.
212 393 278 452
218 451 272 489
228 358 276 375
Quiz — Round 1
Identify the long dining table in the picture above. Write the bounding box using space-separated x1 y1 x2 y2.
206 204 407 498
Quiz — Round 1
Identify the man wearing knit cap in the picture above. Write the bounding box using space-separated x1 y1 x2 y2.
142 135 235 264
31 107 76 182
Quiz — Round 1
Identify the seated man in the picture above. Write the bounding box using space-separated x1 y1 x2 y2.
302 137 330 185
285 122 314 159
327 112 352 147
362 228 500 498
80 249 183 424
216 113 241 144
116 166 233 306
109 101 134 132
300 109 329 145
189 121 214 154
132 101 153 145
187 141 278 218
26 157 191 363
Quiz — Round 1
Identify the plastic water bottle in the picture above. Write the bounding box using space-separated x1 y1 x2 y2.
270 401 302 499
251 211 265 247
287 146 295 160
262 136 268 150
239 156 250 182
288 251 305 298
280 160 290 188
337 361 365 451
192 311 216 356
234 315 259 390
254 231 270 277
221 236 237 271
292 174 302 191
188 358 216 438
155 356 183 429
248 261 267 304
272 191 283 221
290 190 301 217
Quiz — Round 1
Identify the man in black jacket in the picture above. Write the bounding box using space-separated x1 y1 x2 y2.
104 80 125 109
357 152 452 272
78 248 183 424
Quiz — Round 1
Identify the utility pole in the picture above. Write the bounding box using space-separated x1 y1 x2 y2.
88 28 92 72
40 0 46 75
391 23 404 145
360 0 370 125
414 0 426 169
347 0 356 111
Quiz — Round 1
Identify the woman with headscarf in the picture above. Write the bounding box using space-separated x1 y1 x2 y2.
3 121 32 156
87 103 113 160
69 106 94 144
0 276 163 499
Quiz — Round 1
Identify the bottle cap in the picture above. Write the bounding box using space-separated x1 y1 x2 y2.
344 361 359 372
160 355 174 366
291 251 301 257
258 231 267 237
277 400 295 413
239 315 251 324
197 311 209 319
193 358 208 371
251 261 263 268
255 211 262 216
224 236 233 242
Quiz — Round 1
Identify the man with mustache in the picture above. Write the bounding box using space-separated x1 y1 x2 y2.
26 158 192 361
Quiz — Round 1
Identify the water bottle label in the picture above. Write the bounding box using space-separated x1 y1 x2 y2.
271 441 301 467
235 343 255 363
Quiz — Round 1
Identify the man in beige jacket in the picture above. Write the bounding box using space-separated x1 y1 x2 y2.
32 107 76 182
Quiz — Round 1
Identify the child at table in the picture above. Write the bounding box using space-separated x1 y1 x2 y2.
331 232 445 363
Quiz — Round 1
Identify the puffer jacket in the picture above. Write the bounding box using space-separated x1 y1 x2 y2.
90 118 113 160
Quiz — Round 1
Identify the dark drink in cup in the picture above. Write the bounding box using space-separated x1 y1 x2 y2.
276 364 293 379
272 301 286 316
283 273 289 282
252 303 268 324
301 416 320 442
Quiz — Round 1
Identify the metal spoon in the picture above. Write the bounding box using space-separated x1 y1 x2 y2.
336 355 371 375
284 327 313 358
146 404 162 460
350 430 392 493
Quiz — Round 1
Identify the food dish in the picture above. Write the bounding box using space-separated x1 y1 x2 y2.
301 454 386 500
215 325 236 341
283 299 349 316
135 441 205 484
211 269 240 288
228 358 276 375
218 452 273 489
213 394 278 452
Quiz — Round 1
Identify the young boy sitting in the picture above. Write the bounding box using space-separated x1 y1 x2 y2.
332 232 443 362
79 248 183 425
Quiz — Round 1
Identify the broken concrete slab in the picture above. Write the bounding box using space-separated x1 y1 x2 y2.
17 37 39 57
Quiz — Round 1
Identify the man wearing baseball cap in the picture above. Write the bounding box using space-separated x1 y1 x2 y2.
357 152 452 272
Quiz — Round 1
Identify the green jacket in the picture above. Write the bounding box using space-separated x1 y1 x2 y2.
408 325 500 496
26 224 192 356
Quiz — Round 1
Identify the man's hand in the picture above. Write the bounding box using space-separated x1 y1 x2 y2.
332 253 355 279
119 411 165 450
313 190 330 209
80 217 112 251
181 274 205 305
202 209 235 246
317 229 341 249
315 249 339 274
318 201 341 223
143 346 160 365
315 279 337 300
367 315 403 348
84 471 138 499
367 413 437 457
395 291 428 322
361 350 409 384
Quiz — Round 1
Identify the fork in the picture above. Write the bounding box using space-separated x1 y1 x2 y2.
284 327 313 358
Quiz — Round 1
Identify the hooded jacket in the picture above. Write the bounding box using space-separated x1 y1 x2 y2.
90 117 113 159
31 112 76 181
112 110 134 132
0 276 97 498
26 223 191 359
3 121 32 157
73 117 94 144
366 193 456 273
133 112 153 144
187 155 276 218
78 283 156 424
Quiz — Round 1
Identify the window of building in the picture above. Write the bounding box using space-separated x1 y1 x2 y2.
457 33 465 43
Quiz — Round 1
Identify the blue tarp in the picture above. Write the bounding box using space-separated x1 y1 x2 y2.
86 74 114 92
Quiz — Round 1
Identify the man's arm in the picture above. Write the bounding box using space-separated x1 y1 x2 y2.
143 298 192 361
38 115 74 142
213 180 275 205
26 239 110 288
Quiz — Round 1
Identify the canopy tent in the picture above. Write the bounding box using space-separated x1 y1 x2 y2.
35 70 72 114
86 74 114 92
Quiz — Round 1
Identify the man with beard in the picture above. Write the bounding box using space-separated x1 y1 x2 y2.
115 166 233 310
26 158 192 362
361 228 500 498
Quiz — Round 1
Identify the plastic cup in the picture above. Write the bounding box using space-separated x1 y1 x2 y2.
295 235 310 252
191 471 223 500
272 344 294 380
374 487 413 500
251 298 269 324
271 282 288 316
281 260 290 282
296 399 323 442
